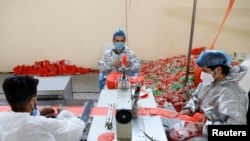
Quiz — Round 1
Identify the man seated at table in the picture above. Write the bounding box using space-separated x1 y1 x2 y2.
98 27 141 90
0 75 85 141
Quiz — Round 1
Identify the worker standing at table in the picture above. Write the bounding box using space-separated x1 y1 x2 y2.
98 27 141 90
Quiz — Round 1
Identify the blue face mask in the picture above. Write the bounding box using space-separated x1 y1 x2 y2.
115 42 125 50
31 103 40 116
32 109 40 116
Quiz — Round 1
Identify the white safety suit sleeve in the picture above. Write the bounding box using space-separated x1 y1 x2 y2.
98 46 141 74
182 83 201 113
56 109 78 119
0 111 85 141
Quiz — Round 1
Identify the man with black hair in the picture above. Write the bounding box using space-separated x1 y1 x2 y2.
98 28 141 90
0 75 85 141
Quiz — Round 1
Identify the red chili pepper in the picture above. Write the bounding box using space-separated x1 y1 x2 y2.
122 54 127 65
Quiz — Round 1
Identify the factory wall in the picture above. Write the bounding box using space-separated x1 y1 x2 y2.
0 0 249 72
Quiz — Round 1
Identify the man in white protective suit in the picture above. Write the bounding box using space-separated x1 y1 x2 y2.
0 75 85 141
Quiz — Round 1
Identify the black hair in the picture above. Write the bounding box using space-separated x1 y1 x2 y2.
207 65 230 75
2 75 39 111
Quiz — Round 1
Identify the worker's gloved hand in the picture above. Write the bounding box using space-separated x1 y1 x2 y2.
112 60 122 68
124 61 131 68
179 108 192 115
40 106 57 118
195 122 204 132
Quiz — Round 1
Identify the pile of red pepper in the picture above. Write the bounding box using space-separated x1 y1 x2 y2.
13 59 91 76
139 55 198 112
139 51 241 112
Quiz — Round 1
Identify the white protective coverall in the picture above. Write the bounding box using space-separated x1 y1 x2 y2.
0 110 85 141
98 46 141 90
183 65 249 135
98 46 141 75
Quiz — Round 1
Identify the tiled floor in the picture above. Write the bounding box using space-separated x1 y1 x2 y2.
0 73 100 106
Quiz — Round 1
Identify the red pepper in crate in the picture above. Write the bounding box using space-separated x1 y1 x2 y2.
106 71 145 89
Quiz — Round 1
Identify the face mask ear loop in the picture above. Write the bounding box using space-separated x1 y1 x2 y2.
31 98 39 116
212 68 219 81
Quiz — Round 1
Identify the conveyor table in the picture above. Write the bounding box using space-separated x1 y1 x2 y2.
87 88 168 141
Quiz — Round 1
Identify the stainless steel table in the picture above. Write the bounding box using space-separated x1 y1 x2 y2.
87 88 168 141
